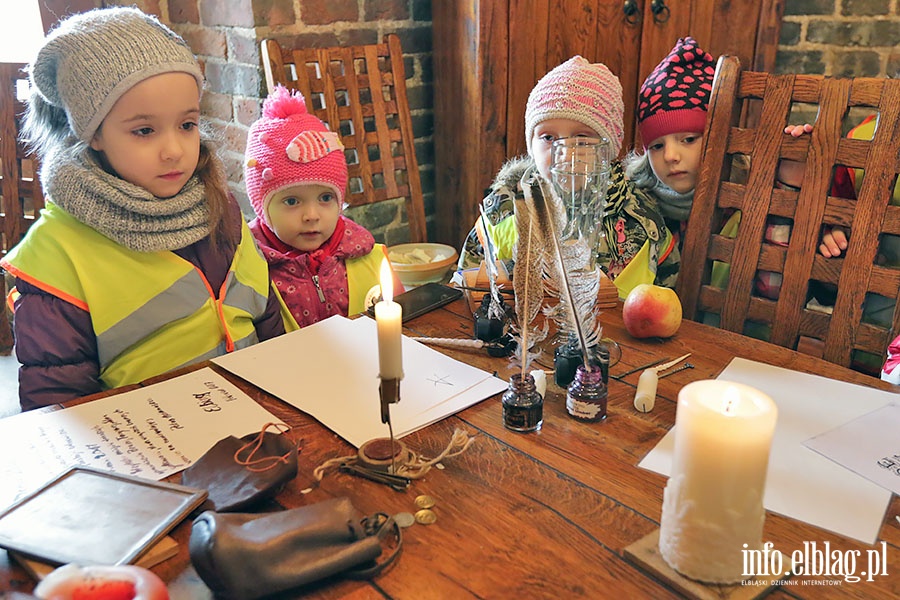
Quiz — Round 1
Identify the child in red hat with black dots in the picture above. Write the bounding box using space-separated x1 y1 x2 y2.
244 86 403 328
625 37 822 300
625 37 716 243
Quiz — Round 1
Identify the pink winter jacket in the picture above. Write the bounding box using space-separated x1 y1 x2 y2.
250 216 390 327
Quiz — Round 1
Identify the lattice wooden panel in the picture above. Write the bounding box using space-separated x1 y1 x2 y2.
262 35 426 242
677 55 900 371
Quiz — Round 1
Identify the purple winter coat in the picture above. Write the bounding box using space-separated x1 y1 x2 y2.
12 200 285 411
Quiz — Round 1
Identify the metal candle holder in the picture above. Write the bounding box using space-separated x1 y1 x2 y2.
378 377 401 474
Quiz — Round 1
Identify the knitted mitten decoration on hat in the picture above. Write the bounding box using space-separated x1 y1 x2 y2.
637 37 716 148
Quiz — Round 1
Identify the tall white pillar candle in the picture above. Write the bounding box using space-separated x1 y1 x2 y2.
659 380 777 583
374 259 403 379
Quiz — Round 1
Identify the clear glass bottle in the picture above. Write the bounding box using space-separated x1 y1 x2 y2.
502 373 543 432
566 361 608 422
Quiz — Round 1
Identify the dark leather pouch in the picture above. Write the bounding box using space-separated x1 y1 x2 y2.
188 497 401 599
181 429 298 512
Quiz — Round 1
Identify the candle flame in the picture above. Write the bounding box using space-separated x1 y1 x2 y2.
723 385 739 414
380 258 394 303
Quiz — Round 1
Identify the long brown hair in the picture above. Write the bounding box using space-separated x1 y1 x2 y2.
197 133 240 249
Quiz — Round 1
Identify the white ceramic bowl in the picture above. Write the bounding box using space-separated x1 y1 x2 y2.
388 243 459 287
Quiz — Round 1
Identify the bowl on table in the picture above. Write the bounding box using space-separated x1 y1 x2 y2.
388 243 459 288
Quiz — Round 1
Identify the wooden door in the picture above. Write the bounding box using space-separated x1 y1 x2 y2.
506 0 643 157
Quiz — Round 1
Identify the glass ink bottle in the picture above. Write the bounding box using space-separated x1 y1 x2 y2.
566 354 608 422
502 372 543 432
554 334 581 387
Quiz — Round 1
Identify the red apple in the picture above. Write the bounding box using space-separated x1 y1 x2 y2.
622 284 683 338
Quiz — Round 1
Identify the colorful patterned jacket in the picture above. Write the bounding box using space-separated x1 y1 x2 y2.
457 156 680 298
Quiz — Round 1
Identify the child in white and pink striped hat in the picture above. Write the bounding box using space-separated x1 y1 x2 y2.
244 86 402 328
457 56 681 299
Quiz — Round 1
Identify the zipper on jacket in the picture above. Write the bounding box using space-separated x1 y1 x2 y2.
312 275 326 303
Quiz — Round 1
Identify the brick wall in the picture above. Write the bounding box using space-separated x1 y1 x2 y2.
128 0 433 245
776 0 900 77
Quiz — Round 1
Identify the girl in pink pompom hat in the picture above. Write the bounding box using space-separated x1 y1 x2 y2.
245 86 402 328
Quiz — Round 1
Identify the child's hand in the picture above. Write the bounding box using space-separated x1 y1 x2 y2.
784 123 813 137
777 159 805 188
819 226 848 257
777 124 814 188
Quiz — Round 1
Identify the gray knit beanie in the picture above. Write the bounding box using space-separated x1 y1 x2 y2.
29 6 203 143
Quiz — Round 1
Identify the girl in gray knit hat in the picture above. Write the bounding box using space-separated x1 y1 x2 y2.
1 7 287 411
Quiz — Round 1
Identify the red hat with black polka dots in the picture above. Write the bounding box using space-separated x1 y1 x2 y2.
637 37 715 149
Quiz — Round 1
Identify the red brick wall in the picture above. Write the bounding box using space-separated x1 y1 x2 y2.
127 0 433 243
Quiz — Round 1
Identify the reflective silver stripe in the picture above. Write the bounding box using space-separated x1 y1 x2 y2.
171 330 259 371
174 340 229 371
233 330 259 350
222 271 268 318
96 270 209 367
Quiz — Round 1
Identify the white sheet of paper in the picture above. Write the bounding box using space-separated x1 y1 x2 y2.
213 315 508 448
0 367 282 511
639 357 894 544
804 402 900 496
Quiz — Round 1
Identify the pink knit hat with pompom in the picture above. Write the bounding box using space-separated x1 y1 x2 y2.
525 56 625 157
244 85 348 225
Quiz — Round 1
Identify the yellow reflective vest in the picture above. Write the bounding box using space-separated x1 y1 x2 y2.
2 203 271 389
347 245 388 315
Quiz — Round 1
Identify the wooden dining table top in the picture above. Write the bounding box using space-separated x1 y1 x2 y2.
2 298 899 599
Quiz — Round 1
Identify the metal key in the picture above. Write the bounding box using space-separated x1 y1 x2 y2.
659 363 695 378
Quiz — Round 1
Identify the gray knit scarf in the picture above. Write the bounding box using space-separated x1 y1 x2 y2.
629 157 694 222
649 180 694 222
43 147 210 252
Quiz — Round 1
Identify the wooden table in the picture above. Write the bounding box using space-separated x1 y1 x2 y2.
2 299 899 599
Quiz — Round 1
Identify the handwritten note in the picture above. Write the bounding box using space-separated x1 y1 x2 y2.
0 368 283 511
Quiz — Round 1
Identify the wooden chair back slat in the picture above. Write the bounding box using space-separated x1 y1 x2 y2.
261 35 427 242
1 62 45 257
677 55 900 373
0 62 46 352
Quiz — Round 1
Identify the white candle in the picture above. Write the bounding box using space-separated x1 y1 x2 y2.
659 380 777 583
374 259 403 379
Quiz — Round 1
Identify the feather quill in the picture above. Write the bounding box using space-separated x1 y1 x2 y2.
478 206 506 320
521 173 602 371
511 196 548 376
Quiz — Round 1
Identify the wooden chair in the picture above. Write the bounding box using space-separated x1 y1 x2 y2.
0 62 45 353
676 55 900 373
261 35 427 243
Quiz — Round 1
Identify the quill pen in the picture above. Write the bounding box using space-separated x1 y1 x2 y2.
512 196 547 377
478 206 505 320
522 174 597 371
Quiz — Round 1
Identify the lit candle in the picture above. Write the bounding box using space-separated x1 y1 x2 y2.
374 258 403 379
659 380 777 583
